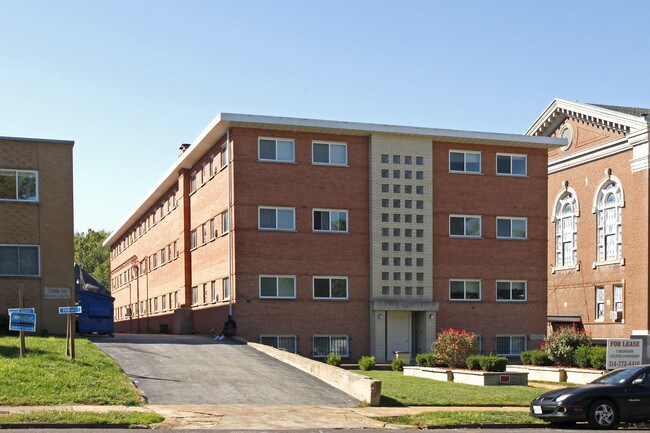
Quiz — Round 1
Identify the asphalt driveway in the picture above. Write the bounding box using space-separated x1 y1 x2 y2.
91 334 358 406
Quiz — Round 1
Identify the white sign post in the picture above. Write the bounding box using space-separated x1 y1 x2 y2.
606 339 643 369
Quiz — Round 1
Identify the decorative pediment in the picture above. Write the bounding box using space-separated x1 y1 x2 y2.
526 99 648 138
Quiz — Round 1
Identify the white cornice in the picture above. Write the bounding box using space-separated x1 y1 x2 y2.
548 137 630 174
527 99 648 137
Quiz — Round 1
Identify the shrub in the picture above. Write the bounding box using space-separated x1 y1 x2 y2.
543 326 591 367
358 356 376 371
431 328 478 368
415 353 446 367
325 353 342 367
574 345 592 368
590 346 606 370
466 355 507 372
465 355 482 370
528 350 553 366
392 357 405 371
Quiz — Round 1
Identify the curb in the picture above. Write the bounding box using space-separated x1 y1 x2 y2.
0 423 143 429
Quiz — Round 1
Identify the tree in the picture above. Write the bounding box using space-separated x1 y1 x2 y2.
74 229 111 289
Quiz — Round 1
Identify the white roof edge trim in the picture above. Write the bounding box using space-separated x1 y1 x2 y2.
220 112 564 145
104 112 564 247
0 136 74 145
526 99 648 136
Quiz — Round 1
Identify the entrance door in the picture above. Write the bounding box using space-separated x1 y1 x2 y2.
386 311 411 360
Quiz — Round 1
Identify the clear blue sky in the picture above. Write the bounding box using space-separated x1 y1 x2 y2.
1 1 648 233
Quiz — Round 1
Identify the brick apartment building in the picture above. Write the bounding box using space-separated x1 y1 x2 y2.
105 114 562 361
527 99 650 341
0 136 75 335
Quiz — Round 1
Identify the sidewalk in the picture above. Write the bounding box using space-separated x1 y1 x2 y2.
0 404 531 430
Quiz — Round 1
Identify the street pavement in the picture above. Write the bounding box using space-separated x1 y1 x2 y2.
90 333 358 406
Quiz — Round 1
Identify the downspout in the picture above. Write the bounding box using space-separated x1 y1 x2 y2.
227 128 233 315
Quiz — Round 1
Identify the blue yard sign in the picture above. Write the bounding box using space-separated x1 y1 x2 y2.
9 310 37 332
59 306 82 314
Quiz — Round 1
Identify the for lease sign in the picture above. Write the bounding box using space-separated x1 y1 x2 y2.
606 339 643 369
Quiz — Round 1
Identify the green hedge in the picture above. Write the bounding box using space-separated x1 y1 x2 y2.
358 356 376 371
574 345 606 369
520 349 552 366
465 355 508 372
392 357 405 371
416 353 446 367
325 353 342 367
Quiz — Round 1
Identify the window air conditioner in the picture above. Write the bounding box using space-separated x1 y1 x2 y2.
609 311 622 321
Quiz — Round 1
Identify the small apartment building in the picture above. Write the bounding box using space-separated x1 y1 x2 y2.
528 99 650 340
0 136 74 335
105 114 561 361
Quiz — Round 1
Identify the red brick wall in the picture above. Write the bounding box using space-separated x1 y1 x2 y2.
547 121 649 338
432 141 549 353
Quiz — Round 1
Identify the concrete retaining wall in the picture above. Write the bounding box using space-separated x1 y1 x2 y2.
248 342 382 406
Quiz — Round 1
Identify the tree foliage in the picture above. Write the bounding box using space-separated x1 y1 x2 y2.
74 229 111 289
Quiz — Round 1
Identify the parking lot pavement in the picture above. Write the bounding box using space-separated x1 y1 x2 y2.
91 333 359 406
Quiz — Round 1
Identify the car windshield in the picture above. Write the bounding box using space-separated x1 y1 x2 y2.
593 367 644 384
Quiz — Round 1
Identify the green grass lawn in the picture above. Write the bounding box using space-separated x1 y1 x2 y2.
0 336 142 406
0 410 163 427
357 370 545 407
375 410 545 427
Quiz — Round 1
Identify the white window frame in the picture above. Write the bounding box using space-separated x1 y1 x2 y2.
312 209 348 233
496 153 527 176
614 285 623 313
260 335 298 353
0 169 39 202
191 286 198 306
449 150 481 174
223 276 231 300
554 191 578 268
496 335 527 356
211 280 218 303
496 217 528 240
220 141 228 169
0 244 40 277
190 229 198 249
449 279 481 301
595 180 623 263
313 335 349 358
259 275 297 299
313 276 349 300
258 137 295 163
221 211 229 235
312 141 348 166
596 286 605 320
449 215 481 238
496 280 527 302
258 206 296 231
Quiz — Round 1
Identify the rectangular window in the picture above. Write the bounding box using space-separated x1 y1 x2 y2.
152 253 158 269
190 171 197 193
202 283 208 304
221 211 229 234
496 154 527 176
0 245 40 276
191 286 198 306
596 286 605 320
313 335 349 357
259 138 295 162
260 335 297 353
0 170 38 202
173 241 178 258
259 207 296 231
211 281 217 303
174 291 179 308
162 294 167 311
190 229 198 249
449 279 481 301
201 223 207 244
449 215 481 237
220 142 228 169
259 275 296 299
313 277 348 299
614 285 623 313
209 218 216 240
313 209 348 233
497 217 527 239
160 248 166 265
496 335 527 356
223 277 231 300
312 141 348 165
449 151 481 173
496 281 527 301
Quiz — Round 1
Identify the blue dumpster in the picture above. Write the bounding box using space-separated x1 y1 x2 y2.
74 264 114 335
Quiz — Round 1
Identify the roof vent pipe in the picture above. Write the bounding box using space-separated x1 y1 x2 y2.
179 143 191 156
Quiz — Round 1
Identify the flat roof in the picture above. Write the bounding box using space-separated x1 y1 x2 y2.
104 113 565 246
0 135 74 145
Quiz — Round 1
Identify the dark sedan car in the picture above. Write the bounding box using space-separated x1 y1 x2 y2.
530 365 650 429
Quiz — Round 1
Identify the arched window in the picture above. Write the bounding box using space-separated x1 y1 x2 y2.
596 181 623 262
554 191 578 267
